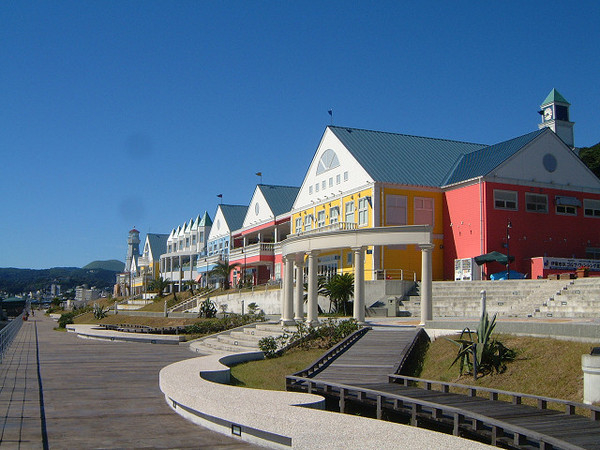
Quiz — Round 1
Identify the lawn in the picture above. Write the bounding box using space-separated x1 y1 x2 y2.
230 347 325 391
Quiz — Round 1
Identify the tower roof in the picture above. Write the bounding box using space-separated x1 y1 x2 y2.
541 88 570 106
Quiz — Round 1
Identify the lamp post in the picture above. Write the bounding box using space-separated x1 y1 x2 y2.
506 219 512 279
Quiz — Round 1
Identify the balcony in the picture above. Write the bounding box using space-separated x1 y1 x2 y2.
295 221 357 237
229 242 276 261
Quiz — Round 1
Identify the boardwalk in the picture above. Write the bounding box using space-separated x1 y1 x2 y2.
0 315 255 449
291 326 600 449
313 326 420 385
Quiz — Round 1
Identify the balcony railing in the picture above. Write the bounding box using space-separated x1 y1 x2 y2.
294 221 357 237
229 242 276 260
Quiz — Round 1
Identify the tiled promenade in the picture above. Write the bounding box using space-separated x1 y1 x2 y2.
0 315 255 449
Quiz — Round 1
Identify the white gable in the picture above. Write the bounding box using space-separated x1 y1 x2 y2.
207 206 231 242
493 131 600 189
293 127 374 211
242 186 275 228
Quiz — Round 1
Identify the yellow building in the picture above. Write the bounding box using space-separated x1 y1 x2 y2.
290 126 483 281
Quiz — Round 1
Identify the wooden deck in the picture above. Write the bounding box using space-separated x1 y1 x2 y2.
288 326 600 449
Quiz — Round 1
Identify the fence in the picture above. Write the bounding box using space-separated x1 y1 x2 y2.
0 302 28 363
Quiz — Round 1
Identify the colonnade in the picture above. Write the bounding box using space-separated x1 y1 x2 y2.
280 243 433 326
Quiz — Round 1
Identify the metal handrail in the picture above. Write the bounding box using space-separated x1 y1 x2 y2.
389 374 600 420
285 376 582 449
292 326 371 378
0 302 28 363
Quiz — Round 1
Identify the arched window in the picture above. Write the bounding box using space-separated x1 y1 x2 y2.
316 149 340 175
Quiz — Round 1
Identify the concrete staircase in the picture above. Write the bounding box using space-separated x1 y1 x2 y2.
397 278 600 319
189 322 292 354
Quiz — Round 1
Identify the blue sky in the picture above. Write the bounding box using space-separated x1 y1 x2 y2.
1 1 599 269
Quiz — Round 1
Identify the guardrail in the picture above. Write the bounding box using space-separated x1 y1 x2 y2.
285 376 581 449
389 374 600 420
0 305 28 363
291 326 371 378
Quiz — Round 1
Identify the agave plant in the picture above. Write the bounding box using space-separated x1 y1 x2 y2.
93 303 109 320
447 312 515 378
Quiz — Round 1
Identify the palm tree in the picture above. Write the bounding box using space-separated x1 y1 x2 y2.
184 280 196 295
209 261 239 290
148 277 170 297
326 273 354 315
303 276 328 314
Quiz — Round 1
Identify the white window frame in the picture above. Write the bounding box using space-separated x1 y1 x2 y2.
336 174 341 185
494 189 518 210
317 210 326 228
525 193 548 213
330 206 339 224
309 185 313 195
295 217 302 234
304 215 313 231
344 201 355 223
358 198 369 226
584 199 600 218
556 204 577 216
344 171 349 182
385 194 407 226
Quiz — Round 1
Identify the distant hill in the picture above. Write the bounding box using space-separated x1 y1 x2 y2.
83 260 125 272
0 267 118 296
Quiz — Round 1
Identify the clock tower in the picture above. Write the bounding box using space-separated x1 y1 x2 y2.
538 88 575 147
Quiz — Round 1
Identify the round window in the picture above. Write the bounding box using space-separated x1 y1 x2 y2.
543 153 557 173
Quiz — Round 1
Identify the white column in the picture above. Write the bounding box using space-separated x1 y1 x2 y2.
274 226 279 243
281 255 295 325
353 247 366 323
419 244 434 324
306 251 319 326
294 254 305 322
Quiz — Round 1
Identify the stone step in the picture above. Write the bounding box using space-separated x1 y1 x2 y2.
197 337 258 353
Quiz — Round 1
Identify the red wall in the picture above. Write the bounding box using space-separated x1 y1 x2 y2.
444 181 600 279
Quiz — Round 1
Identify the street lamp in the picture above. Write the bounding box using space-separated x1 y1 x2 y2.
506 219 512 279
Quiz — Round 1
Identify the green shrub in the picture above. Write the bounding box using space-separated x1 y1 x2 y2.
58 311 76 329
184 313 263 335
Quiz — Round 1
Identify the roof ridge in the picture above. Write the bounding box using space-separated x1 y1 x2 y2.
328 125 486 147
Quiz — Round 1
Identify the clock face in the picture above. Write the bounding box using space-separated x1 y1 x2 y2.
543 107 553 121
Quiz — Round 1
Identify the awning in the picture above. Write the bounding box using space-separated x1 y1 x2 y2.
474 251 515 265
555 196 581 207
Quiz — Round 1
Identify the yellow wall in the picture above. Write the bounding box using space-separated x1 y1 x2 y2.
292 185 444 281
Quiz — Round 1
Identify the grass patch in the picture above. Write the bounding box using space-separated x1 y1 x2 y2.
420 334 592 404
73 313 202 327
137 291 194 312
230 347 324 391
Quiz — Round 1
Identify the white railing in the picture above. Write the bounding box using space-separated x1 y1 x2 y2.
294 222 357 237
229 242 276 260
0 301 29 363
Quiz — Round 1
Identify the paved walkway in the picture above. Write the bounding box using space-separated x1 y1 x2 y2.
0 315 255 449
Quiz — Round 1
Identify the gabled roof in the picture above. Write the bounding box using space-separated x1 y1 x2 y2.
541 88 570 106
145 233 169 259
328 126 486 187
219 204 247 231
443 129 546 186
258 184 300 217
197 211 213 227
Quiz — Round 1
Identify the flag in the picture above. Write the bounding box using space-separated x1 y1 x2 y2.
328 110 333 116
216 194 223 198
255 172 262 177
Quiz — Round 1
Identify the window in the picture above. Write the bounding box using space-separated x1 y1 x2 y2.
322 180 326 190
556 196 579 216
556 204 577 215
315 183 319 192
494 190 518 210
345 201 355 223
358 198 369 226
192 235 197 245
330 206 339 224
344 171 349 182
295 217 302 234
304 215 313 231
525 193 548 213
386 195 407 225
336 174 341 185
199 231 204 243
414 197 434 225
309 185 313 195
584 199 600 217
346 252 353 265
179 240 183 250
317 210 325 228
168 244 172 253
316 149 340 175
185 238 190 247
329 177 333 187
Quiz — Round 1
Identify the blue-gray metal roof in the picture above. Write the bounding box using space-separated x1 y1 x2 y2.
258 184 300 217
198 211 213 227
329 126 486 187
219 204 247 231
443 129 546 186
146 233 169 258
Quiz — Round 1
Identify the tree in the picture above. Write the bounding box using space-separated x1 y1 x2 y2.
184 280 196 295
579 142 600 178
148 277 170 297
325 273 354 315
209 261 239 290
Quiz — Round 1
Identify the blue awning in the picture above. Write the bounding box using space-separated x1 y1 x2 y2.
555 196 581 207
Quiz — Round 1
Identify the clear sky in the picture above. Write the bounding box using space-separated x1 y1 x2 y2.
1 1 599 269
